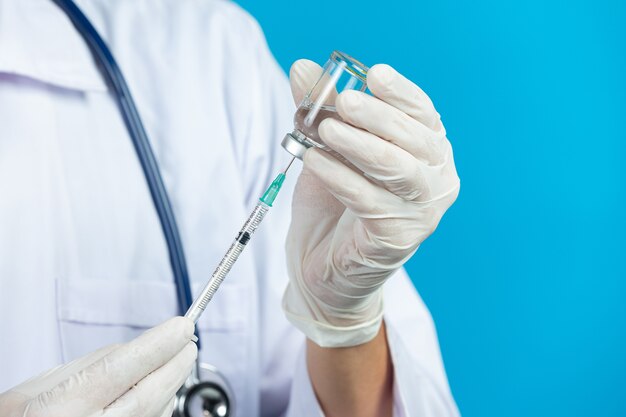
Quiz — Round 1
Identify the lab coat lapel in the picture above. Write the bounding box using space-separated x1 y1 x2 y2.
0 0 107 92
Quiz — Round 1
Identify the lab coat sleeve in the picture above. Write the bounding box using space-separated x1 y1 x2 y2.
235 11 460 416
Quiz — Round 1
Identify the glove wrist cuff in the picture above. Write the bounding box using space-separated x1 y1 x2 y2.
282 287 385 348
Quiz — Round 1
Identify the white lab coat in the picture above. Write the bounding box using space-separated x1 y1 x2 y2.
0 0 459 415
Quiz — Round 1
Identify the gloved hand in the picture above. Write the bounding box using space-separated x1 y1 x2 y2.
0 317 197 417
283 60 460 348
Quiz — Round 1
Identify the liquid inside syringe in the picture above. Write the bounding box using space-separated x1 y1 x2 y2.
185 157 295 323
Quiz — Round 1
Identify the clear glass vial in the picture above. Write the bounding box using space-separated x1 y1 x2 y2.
281 51 369 159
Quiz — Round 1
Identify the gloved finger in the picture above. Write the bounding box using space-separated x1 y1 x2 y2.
288 164 346 251
303 149 407 222
101 342 197 417
33 316 194 416
367 64 443 131
318 118 428 201
0 391 29 414
10 344 121 398
289 59 323 105
156 397 176 417
335 90 446 165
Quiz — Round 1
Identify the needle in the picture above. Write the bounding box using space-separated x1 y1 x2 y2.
282 156 296 174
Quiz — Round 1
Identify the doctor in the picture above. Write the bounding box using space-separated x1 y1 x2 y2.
0 0 460 416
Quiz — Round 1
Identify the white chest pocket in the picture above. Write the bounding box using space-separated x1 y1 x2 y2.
55 277 253 413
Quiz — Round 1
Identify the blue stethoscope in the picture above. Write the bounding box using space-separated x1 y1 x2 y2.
51 0 232 415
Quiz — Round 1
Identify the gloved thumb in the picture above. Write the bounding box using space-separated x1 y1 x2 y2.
289 59 322 106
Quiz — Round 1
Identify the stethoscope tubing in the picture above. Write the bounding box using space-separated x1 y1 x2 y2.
50 0 196 327
49 2 236 413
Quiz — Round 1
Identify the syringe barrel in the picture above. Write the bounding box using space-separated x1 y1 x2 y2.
185 201 270 323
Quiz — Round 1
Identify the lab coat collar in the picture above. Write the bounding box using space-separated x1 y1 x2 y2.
0 0 107 92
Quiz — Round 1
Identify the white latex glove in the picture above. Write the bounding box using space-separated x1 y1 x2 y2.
0 317 197 417
283 60 460 348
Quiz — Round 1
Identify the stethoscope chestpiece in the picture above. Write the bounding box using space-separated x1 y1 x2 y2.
179 382 230 417
173 363 233 417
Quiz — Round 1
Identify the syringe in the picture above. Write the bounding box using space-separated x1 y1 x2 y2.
185 157 296 323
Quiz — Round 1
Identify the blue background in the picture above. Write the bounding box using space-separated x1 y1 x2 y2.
235 1 626 416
